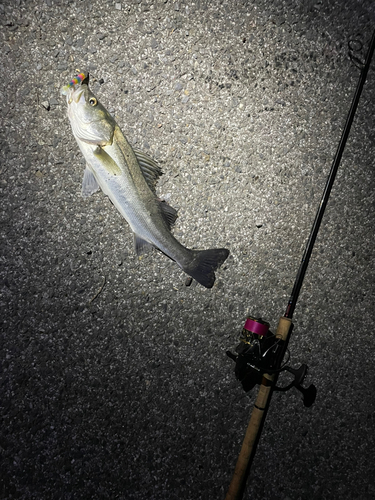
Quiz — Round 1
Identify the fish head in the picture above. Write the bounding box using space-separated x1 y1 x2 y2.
62 73 115 147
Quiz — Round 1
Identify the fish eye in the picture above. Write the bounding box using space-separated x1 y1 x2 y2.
89 97 97 106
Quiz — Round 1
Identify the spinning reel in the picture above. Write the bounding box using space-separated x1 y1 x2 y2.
227 317 317 407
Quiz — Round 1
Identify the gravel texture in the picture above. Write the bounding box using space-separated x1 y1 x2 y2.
1 1 375 499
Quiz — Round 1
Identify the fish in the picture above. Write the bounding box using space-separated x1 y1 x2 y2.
62 73 229 288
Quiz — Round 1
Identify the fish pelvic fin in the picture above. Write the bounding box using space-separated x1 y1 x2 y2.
183 248 230 288
81 165 100 197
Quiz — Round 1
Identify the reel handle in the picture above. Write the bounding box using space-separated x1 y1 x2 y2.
294 382 317 407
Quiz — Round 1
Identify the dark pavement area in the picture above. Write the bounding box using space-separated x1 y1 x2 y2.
1 1 375 499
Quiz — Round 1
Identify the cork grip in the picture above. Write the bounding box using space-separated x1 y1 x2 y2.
276 316 292 341
224 379 273 500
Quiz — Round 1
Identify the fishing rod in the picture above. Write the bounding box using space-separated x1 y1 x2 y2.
225 29 375 500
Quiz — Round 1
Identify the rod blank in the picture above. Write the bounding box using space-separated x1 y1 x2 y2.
285 29 375 319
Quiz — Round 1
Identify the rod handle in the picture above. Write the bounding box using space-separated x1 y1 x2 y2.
276 315 292 341
224 376 273 500
224 317 293 500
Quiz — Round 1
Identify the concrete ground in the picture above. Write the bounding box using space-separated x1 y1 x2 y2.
1 0 374 499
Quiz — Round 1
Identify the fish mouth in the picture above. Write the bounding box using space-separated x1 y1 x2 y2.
73 89 84 103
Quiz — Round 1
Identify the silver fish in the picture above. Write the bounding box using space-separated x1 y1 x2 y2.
62 73 229 288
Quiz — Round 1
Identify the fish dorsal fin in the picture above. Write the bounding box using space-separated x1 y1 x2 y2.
82 165 100 197
133 148 163 192
159 200 178 229
133 148 178 227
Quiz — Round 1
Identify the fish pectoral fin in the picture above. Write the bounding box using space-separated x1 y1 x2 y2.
159 200 178 229
133 148 163 193
94 145 122 176
81 165 100 197
134 233 154 255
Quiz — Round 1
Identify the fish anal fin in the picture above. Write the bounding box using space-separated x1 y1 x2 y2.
134 233 154 256
82 165 100 197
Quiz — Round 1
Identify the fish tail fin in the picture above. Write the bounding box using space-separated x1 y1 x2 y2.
183 248 230 288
